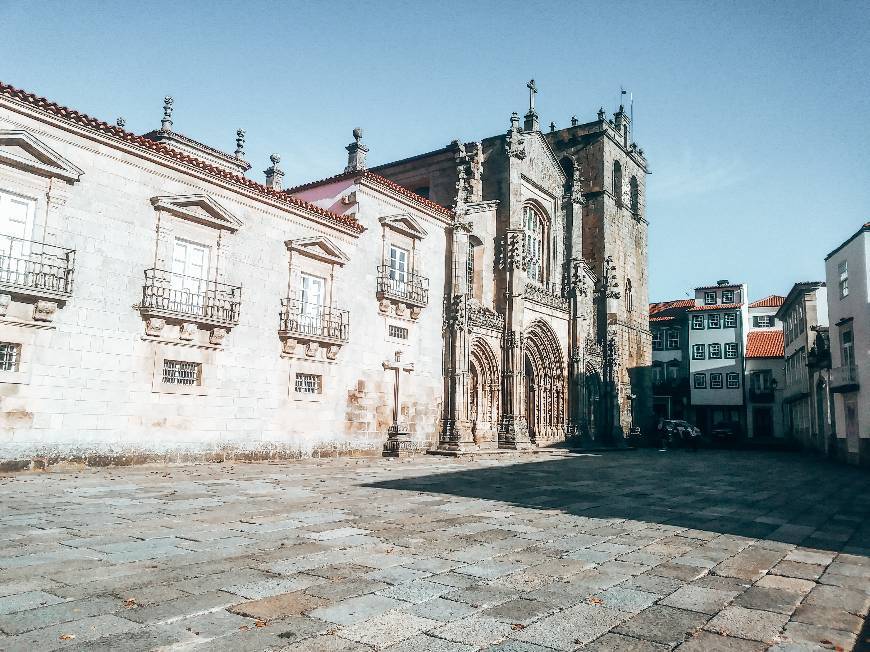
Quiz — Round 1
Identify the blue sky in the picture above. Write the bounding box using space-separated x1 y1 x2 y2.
2 0 867 301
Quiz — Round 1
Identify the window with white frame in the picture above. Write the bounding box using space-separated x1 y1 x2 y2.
162 360 201 386
295 373 322 394
666 330 680 349
523 205 546 284
708 313 721 329
726 372 740 389
388 244 409 288
0 342 21 372
724 342 738 358
0 191 35 261
704 291 716 305
751 370 773 392
708 343 722 359
691 315 704 330
838 260 848 298
693 373 706 388
724 313 738 328
752 315 772 328
722 290 735 303
692 344 706 360
840 325 854 368
299 273 326 328
652 330 663 350
710 373 723 389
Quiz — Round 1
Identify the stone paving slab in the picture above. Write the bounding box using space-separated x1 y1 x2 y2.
0 449 867 651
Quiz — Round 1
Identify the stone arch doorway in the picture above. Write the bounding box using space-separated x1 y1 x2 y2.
469 338 499 444
523 321 566 443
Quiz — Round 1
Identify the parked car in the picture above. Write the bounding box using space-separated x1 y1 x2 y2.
659 419 702 447
710 421 742 447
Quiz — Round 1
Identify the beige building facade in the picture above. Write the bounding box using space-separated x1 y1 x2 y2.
0 79 652 466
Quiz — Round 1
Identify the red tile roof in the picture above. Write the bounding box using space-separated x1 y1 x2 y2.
287 169 455 218
687 303 743 312
749 295 785 308
649 315 676 322
746 330 785 358
695 283 741 290
649 299 694 315
0 80 364 233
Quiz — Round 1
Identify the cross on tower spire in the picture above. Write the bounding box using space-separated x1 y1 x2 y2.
524 79 539 132
527 79 537 112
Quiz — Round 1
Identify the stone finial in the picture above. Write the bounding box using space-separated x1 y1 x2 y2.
571 115 578 127
597 107 605 121
264 153 284 190
344 127 369 173
234 129 246 159
549 121 556 132
161 96 174 131
510 112 520 131
116 117 126 128
506 113 526 159
523 79 539 132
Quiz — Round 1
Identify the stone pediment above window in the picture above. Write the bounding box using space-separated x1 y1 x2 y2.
150 194 242 232
0 130 83 183
379 213 428 240
286 236 349 266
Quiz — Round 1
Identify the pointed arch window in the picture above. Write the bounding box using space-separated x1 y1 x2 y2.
613 161 623 207
523 204 546 284
629 176 639 215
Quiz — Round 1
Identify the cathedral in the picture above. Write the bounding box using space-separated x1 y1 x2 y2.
0 79 650 466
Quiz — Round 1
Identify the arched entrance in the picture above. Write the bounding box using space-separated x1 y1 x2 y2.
523 321 566 443
469 338 499 445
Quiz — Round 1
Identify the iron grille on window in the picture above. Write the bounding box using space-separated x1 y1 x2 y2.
376 264 429 307
295 373 322 394
0 342 20 372
279 296 349 341
141 268 241 325
389 325 409 339
0 236 75 297
162 360 200 385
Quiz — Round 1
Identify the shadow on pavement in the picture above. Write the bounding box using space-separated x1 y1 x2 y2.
367 449 870 554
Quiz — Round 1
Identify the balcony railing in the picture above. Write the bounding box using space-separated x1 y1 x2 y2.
0 236 74 299
376 265 429 307
748 388 776 402
279 297 349 343
831 364 859 392
140 268 241 325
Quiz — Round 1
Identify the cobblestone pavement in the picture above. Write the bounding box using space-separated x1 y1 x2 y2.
0 449 868 652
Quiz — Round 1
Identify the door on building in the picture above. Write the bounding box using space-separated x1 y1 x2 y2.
753 406 774 438
0 191 35 283
299 273 325 334
171 238 210 316
844 394 858 455
388 245 408 294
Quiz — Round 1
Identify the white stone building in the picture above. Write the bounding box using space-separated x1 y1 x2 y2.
824 223 869 466
0 83 450 464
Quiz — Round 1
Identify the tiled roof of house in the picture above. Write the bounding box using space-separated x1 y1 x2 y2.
746 330 785 358
687 303 743 312
649 299 694 315
695 283 741 290
286 169 455 219
749 295 785 308
0 80 364 233
649 315 676 322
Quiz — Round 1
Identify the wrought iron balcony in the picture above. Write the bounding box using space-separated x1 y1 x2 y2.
279 297 349 343
140 268 241 326
748 388 776 402
0 236 74 300
831 364 859 393
376 265 429 307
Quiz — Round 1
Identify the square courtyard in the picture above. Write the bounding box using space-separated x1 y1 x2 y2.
0 449 868 651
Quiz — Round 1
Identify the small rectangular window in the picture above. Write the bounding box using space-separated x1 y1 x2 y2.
722 290 734 303
710 373 723 389
838 260 849 298
704 291 716 305
708 343 722 359
691 315 704 330
693 373 706 389
162 360 201 386
724 342 738 359
0 342 21 372
724 313 737 328
388 324 409 339
726 372 740 389
666 330 680 349
692 344 706 360
652 331 663 351
752 315 772 328
295 373 322 394
708 313 721 329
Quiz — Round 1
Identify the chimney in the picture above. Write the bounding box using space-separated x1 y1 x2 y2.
345 128 368 173
264 153 284 190
717 279 730 286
